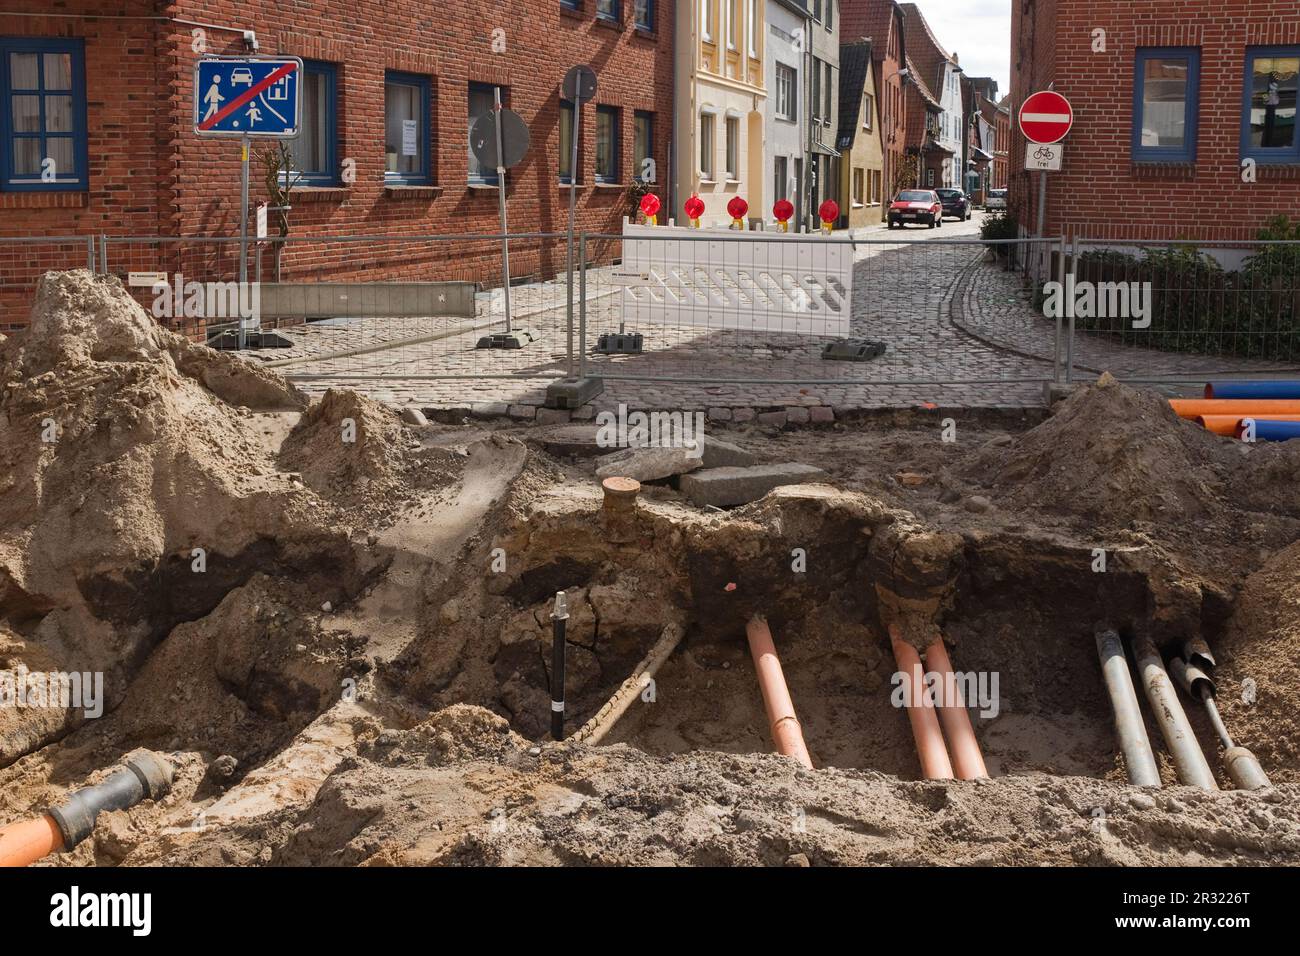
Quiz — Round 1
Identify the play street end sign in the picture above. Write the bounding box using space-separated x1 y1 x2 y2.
195 58 302 137
1019 90 1073 145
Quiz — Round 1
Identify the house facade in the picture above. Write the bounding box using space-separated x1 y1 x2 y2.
805 0 840 230
0 0 675 331
900 3 960 189
764 0 811 226
841 0 909 209
675 0 767 227
1010 0 1300 242
835 38 884 228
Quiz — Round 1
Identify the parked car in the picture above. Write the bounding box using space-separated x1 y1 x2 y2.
985 188 1008 211
935 187 972 221
888 190 943 229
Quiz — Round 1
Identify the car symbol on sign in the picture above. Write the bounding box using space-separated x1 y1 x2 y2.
230 68 254 86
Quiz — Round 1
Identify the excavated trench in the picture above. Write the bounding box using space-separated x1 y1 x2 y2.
385 482 1279 790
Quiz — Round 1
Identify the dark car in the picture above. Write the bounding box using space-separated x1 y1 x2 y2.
935 187 972 221
887 190 943 229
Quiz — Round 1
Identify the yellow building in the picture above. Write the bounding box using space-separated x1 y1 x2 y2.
674 1 767 227
836 39 885 228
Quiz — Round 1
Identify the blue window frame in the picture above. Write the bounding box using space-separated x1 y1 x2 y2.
384 70 432 185
0 37 88 191
595 105 619 183
634 0 654 30
1132 47 1200 163
1242 46 1300 165
597 0 620 23
288 60 338 185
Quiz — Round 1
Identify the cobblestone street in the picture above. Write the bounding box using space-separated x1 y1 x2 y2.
241 213 1297 421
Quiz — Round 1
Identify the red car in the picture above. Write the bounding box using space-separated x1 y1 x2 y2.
888 189 943 229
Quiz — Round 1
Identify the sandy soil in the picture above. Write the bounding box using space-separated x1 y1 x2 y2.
2 270 1299 868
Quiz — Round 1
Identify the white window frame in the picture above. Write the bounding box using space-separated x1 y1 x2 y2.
747 0 758 58
700 111 716 180
724 115 739 180
776 63 796 121
726 0 738 51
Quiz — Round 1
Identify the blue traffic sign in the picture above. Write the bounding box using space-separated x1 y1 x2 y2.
194 58 302 137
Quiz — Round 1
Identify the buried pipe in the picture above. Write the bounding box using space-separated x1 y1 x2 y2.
571 622 686 746
0 751 174 867
745 615 813 769
923 639 988 780
889 626 954 781
1169 657 1271 792
1131 635 1218 790
1094 627 1162 787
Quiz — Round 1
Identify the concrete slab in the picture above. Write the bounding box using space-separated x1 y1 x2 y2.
679 463 829 507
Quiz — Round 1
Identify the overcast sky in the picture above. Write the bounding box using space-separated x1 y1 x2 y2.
910 0 1011 96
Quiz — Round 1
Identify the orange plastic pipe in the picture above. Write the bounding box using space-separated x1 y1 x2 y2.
1197 414 1300 436
924 639 989 780
890 627 954 780
745 615 814 769
1170 399 1300 420
0 814 64 868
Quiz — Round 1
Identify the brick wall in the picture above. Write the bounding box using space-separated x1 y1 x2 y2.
1011 0 1300 242
1 1 675 329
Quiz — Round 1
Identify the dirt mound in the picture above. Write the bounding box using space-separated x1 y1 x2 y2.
364 704 528 768
279 388 462 520
0 271 374 766
1210 540 1300 783
964 373 1237 529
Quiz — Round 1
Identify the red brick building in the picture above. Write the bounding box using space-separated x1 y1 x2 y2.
0 1 674 329
991 95 1009 189
841 0 910 207
1010 1 1300 242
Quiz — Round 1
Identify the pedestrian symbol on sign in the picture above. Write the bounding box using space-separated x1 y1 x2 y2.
193 58 302 138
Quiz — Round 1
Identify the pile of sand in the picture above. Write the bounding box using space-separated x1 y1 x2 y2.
0 271 381 765
279 388 463 522
964 373 1237 529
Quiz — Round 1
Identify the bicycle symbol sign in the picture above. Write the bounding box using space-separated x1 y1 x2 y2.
1025 142 1063 172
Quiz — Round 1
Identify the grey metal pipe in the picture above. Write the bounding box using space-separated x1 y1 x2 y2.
1169 656 1272 792
1095 628 1161 787
1132 635 1218 790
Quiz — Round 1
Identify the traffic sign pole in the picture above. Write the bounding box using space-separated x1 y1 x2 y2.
239 135 250 349
493 86 513 334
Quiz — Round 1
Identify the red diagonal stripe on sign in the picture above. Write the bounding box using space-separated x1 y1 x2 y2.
198 62 297 131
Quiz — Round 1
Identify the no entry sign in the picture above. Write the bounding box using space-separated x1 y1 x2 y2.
1019 90 1073 145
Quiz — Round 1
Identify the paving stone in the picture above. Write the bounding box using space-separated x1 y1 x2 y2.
732 407 757 422
535 407 571 425
786 406 811 424
595 445 704 482
680 463 829 508
810 406 835 423
700 435 758 469
757 410 788 427
707 406 733 422
508 404 537 420
470 402 509 418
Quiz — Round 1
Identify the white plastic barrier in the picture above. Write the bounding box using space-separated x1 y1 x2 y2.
614 218 852 337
